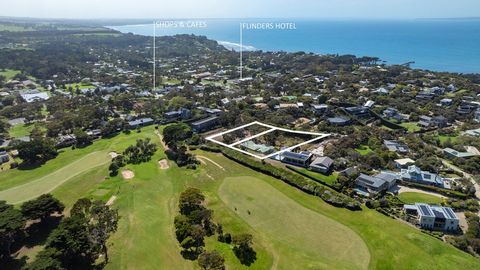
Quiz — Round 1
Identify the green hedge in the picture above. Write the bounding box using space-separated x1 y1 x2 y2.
221 149 361 211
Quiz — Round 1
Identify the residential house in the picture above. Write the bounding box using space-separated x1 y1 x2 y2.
404 203 459 231
197 107 222 116
415 91 435 101
394 158 415 169
20 90 49 103
279 151 313 167
440 98 453 106
309 156 334 174
56 134 76 148
384 140 409 154
128 118 154 129
400 165 446 188
311 104 329 115
475 109 480 123
191 116 219 133
345 106 370 118
418 115 448 129
164 108 192 121
240 141 275 155
0 151 9 164
443 148 480 159
355 172 398 196
464 128 480 137
327 116 351 126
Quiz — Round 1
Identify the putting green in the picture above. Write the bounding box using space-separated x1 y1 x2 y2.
0 151 110 204
219 176 370 270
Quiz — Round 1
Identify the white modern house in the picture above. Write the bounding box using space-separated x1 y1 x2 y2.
404 203 459 232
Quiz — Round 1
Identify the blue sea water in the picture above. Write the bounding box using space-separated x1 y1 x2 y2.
108 18 480 74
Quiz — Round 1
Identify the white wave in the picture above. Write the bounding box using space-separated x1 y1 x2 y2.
218 41 257 51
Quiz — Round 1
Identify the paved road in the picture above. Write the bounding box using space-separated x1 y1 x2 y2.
441 159 480 199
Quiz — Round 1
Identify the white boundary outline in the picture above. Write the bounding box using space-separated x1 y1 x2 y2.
206 121 330 160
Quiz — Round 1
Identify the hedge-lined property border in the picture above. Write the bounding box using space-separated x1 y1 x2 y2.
220 148 361 211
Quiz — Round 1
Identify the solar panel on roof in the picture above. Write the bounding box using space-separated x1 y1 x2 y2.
419 205 433 216
444 207 457 219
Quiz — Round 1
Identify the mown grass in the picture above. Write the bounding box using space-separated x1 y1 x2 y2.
3 126 479 269
398 192 444 205
400 122 421 133
8 123 34 138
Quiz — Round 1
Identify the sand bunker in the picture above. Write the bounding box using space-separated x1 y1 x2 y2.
109 152 119 158
158 159 170 170
121 169 134 180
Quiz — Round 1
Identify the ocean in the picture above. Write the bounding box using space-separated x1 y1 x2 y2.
108 18 480 74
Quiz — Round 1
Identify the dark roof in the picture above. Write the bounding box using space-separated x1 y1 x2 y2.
282 151 312 161
311 156 334 168
192 116 219 125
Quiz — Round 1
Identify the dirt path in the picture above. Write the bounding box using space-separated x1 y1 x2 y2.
106 195 117 206
397 186 447 198
155 130 168 150
196 155 225 171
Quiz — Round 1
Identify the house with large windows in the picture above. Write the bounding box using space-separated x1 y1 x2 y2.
404 203 459 231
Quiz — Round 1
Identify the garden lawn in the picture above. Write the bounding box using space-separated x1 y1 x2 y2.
398 192 444 205
400 122 421 133
8 123 34 138
356 144 373 155
291 166 338 185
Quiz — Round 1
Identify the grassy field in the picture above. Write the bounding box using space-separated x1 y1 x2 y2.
400 122 421 133
0 69 21 80
2 126 480 269
219 176 369 269
8 123 34 138
356 144 374 155
438 134 459 144
398 192 444 205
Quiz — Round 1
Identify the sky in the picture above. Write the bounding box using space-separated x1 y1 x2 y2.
1 0 480 20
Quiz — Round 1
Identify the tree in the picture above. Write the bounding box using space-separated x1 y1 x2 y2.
21 194 65 222
198 250 225 270
73 128 91 146
179 187 205 216
86 201 119 263
0 201 25 259
24 248 64 270
70 199 119 264
17 138 57 164
232 234 256 266
162 123 192 148
45 214 97 268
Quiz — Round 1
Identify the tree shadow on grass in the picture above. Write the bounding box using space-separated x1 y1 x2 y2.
180 248 202 261
12 216 62 254
1 255 27 270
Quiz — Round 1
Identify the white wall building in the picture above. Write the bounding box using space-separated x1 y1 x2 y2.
404 203 459 231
